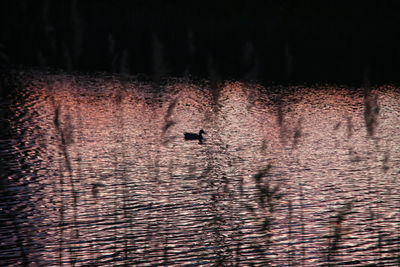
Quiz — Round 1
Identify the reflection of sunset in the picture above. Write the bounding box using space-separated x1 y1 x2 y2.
2 74 400 265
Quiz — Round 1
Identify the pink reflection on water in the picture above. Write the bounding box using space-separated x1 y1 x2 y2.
7 75 400 266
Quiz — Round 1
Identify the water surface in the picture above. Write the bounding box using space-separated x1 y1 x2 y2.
1 73 400 266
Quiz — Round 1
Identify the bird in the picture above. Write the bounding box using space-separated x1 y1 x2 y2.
184 129 206 144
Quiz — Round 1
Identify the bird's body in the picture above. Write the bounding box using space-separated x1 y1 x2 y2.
184 129 205 144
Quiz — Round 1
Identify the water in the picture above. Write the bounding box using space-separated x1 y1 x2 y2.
1 73 400 266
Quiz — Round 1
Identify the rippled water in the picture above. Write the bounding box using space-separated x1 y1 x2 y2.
1 73 400 266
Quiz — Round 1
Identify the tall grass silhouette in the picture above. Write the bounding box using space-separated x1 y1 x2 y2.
325 202 352 265
50 84 80 265
363 89 380 138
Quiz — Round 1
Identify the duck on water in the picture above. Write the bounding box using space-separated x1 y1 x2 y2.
184 129 206 144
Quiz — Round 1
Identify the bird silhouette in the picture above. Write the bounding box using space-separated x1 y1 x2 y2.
184 129 206 144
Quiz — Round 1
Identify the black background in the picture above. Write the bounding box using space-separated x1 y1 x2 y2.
1 0 400 86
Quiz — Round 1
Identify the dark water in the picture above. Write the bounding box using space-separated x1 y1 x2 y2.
1 74 400 266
